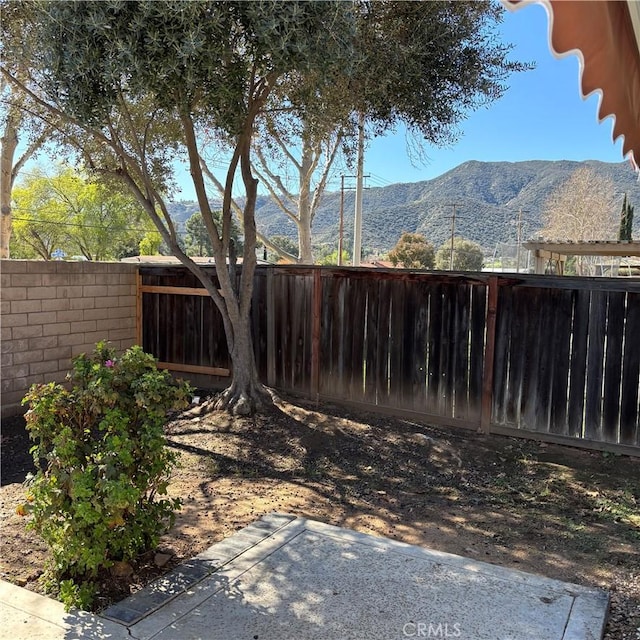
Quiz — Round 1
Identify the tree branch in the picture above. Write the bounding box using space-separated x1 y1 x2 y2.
310 132 342 223
252 164 299 223
11 125 50 184
253 145 298 210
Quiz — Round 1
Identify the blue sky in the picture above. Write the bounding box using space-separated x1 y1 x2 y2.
360 2 629 188
175 1 629 200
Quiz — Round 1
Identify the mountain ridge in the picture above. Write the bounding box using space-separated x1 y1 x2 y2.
169 159 640 254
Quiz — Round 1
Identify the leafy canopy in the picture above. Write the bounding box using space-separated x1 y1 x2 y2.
435 237 484 271
388 232 435 269
11 166 154 260
36 1 355 131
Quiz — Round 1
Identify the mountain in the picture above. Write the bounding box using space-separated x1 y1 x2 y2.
169 159 640 254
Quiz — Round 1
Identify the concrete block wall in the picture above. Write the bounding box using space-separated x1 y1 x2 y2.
1 260 139 418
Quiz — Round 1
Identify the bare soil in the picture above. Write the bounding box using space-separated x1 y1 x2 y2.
1 394 639 639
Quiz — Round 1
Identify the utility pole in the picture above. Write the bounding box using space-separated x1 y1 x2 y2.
514 208 528 273
353 112 365 266
446 203 463 270
340 174 358 267
339 175 345 266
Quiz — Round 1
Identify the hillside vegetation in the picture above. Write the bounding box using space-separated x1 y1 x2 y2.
169 159 640 255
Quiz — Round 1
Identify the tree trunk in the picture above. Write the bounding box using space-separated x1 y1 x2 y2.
0 115 19 259
297 139 314 264
214 310 272 415
181 111 273 416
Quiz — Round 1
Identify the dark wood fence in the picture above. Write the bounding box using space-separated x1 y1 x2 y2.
138 266 640 455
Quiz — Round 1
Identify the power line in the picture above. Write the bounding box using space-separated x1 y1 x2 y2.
11 215 161 235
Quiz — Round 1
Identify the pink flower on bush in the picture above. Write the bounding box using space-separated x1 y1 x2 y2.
104 360 114 368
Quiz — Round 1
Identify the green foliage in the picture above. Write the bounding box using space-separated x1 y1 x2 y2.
139 232 162 256
435 237 484 271
388 232 434 269
350 2 530 143
249 1 528 264
183 211 242 257
11 166 154 260
20 343 191 610
266 235 298 262
317 249 350 266
619 193 634 241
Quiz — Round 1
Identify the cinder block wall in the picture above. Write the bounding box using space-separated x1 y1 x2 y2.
1 260 139 418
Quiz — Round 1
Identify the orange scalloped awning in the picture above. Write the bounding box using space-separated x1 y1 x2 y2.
503 0 640 169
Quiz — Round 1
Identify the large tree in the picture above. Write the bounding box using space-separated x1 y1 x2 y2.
541 167 617 275
2 1 355 413
221 0 528 264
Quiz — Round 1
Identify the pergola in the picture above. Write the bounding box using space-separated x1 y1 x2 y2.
523 239 640 274
504 0 640 168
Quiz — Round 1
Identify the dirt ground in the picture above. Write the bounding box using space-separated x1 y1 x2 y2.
1 393 639 639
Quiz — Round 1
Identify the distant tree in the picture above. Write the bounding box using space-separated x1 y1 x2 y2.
317 249 350 266
541 167 617 275
11 167 151 260
184 213 213 257
184 211 242 257
139 233 162 256
619 193 634 241
388 232 434 269
435 237 484 271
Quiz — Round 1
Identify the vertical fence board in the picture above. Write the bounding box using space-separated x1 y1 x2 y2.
319 273 334 397
469 283 487 421
348 277 368 402
584 291 607 440
452 284 470 420
291 274 310 391
375 279 392 406
548 289 573 436
388 279 406 408
410 282 429 413
491 283 512 425
520 289 544 431
534 288 557 433
426 283 442 413
567 289 590 438
621 292 640 445
251 271 268 383
437 284 453 416
322 275 345 398
504 288 526 427
363 278 379 405
602 291 625 442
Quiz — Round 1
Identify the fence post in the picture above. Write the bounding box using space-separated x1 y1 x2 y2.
310 268 322 398
136 269 142 346
266 267 276 387
480 276 498 433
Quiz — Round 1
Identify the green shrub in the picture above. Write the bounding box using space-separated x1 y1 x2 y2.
20 342 191 610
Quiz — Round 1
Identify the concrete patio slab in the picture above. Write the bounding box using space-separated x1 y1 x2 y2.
0 579 127 640
115 514 608 640
1 514 609 640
